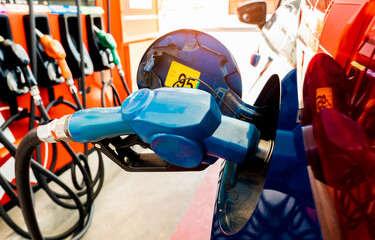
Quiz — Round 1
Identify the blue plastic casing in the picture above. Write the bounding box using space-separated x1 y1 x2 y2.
69 88 260 168
68 106 131 143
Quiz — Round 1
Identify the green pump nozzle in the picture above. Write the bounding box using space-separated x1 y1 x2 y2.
93 25 121 65
92 25 131 95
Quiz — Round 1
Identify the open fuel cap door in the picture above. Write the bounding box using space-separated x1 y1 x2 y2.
137 29 243 98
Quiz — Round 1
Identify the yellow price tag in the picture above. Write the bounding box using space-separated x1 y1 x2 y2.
165 61 201 88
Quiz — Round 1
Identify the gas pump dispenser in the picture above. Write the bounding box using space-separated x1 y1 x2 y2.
0 5 105 239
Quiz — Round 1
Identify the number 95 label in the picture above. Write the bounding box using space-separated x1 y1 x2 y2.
165 61 201 89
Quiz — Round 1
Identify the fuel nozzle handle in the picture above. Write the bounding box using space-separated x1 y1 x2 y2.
38 88 272 168
0 35 30 66
92 25 121 66
35 29 81 103
0 35 37 87
35 29 73 80
92 26 131 95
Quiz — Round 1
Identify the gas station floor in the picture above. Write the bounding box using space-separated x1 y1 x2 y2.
81 155 220 240
0 29 261 240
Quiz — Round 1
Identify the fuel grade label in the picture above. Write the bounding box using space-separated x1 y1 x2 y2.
165 61 201 89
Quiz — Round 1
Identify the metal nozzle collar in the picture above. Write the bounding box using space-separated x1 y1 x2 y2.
37 115 74 143
255 139 274 163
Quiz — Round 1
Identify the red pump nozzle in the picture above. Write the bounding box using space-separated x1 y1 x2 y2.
36 29 72 80
35 29 82 109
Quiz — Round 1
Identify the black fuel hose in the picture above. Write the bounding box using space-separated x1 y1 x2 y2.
28 0 37 131
107 0 111 33
45 97 79 112
23 91 102 236
29 97 36 129
75 0 86 110
43 98 105 201
28 0 37 80
37 104 51 122
119 72 131 96
36 102 97 205
0 174 18 205
15 129 97 240
72 92 84 110
15 128 44 240
101 79 122 107
0 124 88 239
1 109 28 131
112 84 122 106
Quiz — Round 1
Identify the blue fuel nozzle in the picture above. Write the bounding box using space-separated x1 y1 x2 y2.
38 88 269 167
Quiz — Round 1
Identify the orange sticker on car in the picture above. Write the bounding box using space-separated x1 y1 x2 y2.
316 87 333 112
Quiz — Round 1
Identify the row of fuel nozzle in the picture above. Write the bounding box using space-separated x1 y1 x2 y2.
0 25 130 113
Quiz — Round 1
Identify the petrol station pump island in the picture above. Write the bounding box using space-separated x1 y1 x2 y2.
0 0 374 239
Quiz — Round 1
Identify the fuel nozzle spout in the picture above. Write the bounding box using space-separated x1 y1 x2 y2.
36 88 272 168
255 139 274 163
